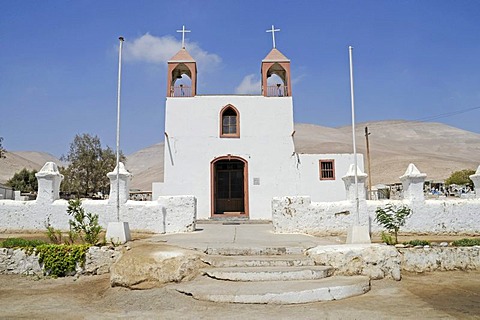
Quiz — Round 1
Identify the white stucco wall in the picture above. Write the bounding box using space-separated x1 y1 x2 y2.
0 196 196 234
154 95 362 220
272 196 480 235
296 154 364 202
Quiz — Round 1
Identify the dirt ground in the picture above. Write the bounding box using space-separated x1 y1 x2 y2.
1 231 479 319
0 271 479 319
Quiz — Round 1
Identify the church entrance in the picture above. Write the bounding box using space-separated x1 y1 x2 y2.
211 156 249 217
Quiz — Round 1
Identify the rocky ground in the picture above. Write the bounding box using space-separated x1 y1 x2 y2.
0 271 479 319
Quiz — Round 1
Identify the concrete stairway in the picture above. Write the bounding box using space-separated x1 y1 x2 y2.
174 248 371 304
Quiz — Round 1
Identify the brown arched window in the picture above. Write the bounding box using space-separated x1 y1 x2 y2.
220 105 240 138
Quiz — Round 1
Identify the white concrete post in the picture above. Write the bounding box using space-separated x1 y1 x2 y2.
35 162 63 204
343 164 370 244
469 165 480 199
107 162 132 204
342 164 368 201
400 163 427 202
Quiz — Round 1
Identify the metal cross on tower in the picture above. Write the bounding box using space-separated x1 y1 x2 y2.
176 25 191 49
266 25 280 48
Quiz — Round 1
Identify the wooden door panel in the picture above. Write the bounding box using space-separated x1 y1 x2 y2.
214 161 245 214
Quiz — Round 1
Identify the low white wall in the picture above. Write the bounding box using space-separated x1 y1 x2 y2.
399 247 480 272
307 244 480 280
0 196 196 234
0 246 122 276
272 196 480 235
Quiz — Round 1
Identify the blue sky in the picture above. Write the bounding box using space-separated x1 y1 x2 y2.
1 0 480 157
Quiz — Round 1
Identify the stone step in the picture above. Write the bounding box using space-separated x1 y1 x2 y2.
201 255 315 268
202 265 333 281
174 276 371 304
203 246 305 255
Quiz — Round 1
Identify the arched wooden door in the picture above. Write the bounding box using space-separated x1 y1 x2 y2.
211 156 249 217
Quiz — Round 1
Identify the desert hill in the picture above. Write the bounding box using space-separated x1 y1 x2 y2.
0 151 64 185
295 120 480 185
2 120 479 190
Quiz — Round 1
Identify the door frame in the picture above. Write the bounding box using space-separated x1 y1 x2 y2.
210 155 249 218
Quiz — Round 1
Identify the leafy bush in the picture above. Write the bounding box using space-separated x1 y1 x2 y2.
445 169 475 187
36 244 89 277
67 199 103 245
452 238 480 247
380 232 395 245
45 218 64 244
404 239 430 246
6 168 38 193
375 204 412 245
0 238 46 248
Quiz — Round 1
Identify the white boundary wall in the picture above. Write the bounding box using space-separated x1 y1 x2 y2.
0 196 196 234
0 162 196 234
273 164 480 235
272 197 480 235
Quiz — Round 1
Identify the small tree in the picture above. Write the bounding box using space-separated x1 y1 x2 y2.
445 169 475 187
67 199 103 245
375 204 411 244
6 168 38 193
61 134 125 197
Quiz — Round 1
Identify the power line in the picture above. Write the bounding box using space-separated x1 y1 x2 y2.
358 106 480 129
412 106 480 122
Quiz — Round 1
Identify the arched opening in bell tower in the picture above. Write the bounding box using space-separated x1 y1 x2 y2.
169 63 193 97
266 72 287 97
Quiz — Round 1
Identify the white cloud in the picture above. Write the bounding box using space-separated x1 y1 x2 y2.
235 74 261 94
123 33 221 69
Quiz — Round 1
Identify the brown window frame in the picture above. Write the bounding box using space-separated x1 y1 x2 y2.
319 159 335 180
220 104 240 138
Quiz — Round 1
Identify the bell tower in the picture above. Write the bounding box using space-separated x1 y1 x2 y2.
261 25 292 97
167 26 197 97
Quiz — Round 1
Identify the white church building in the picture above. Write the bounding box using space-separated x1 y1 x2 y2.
152 33 363 220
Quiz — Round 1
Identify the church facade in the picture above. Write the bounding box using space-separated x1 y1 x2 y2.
152 43 363 220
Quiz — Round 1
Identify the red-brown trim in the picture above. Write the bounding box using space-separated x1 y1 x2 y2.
261 61 292 97
319 159 336 180
219 104 240 138
210 155 249 218
167 61 197 97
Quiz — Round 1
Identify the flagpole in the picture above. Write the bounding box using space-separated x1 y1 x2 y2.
349 45 360 226
116 36 124 222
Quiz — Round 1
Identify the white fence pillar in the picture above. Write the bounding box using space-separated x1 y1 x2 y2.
469 165 480 199
400 163 427 202
107 162 132 204
35 162 63 204
342 164 368 201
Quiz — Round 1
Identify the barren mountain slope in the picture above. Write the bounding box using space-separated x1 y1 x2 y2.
0 152 64 184
306 121 480 184
126 144 164 191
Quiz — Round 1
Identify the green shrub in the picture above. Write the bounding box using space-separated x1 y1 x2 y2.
67 199 103 245
375 204 412 245
45 218 64 244
404 239 430 246
452 238 480 247
381 232 396 245
0 238 46 248
36 244 90 277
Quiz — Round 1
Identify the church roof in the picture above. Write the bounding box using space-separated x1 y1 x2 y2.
262 48 290 62
168 48 196 63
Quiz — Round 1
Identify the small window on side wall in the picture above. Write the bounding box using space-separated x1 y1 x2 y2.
220 105 240 138
319 160 335 180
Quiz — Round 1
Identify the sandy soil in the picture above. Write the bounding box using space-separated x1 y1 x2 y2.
0 271 479 319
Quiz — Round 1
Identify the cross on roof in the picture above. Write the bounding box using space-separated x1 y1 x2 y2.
176 25 191 49
266 25 280 49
